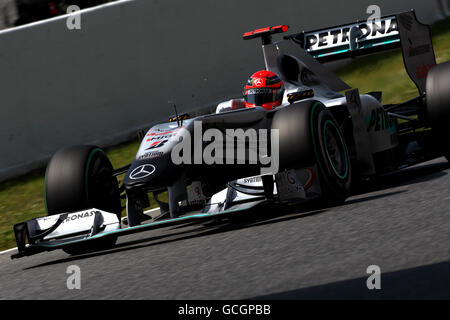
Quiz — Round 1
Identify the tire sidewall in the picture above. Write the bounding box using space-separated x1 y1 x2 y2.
86 149 121 217
310 102 352 200
426 62 450 153
45 146 121 218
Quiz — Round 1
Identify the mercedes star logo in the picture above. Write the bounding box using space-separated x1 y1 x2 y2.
129 164 156 180
254 78 264 87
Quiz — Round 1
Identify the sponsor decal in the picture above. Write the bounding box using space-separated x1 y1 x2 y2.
366 107 394 132
147 131 174 137
243 177 262 184
153 127 174 132
254 78 264 87
276 169 306 201
187 181 206 205
129 164 156 180
138 151 164 160
305 16 398 52
146 139 168 150
39 216 58 222
148 135 172 142
246 88 273 95
62 210 98 224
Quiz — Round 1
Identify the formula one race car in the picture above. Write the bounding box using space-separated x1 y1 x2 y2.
12 10 450 258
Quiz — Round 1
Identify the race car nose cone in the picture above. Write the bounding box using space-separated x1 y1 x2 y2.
123 156 185 191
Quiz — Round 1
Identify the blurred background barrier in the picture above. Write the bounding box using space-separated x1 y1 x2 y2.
0 0 449 181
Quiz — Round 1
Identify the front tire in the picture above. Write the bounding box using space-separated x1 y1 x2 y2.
45 145 121 254
310 102 352 203
272 101 351 203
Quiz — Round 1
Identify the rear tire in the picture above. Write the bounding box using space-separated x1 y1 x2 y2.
426 62 450 159
272 101 351 203
45 145 121 254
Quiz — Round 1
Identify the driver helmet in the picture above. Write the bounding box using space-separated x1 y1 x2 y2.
243 70 285 110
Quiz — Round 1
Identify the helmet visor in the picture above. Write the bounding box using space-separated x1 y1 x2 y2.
244 88 283 106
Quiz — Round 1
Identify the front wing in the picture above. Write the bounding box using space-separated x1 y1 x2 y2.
11 201 264 259
11 166 321 259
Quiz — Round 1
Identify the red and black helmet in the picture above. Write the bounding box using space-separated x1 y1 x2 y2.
244 70 285 110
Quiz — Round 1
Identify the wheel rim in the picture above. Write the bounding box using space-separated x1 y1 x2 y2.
323 120 348 179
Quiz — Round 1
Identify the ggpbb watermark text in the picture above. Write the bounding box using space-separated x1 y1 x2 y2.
170 121 279 175
178 304 270 317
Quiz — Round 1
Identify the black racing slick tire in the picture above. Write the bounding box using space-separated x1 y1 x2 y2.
272 100 351 203
45 145 121 254
426 61 450 159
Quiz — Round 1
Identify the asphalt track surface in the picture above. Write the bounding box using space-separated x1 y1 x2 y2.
0 158 449 299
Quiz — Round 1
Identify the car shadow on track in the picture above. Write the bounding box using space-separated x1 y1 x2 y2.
23 160 449 270
353 160 449 196
251 260 450 299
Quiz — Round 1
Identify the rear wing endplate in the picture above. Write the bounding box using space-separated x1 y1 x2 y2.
396 11 436 95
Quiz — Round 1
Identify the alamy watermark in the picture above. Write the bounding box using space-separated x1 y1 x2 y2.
366 265 381 290
170 121 279 175
66 5 81 30
366 5 381 25
66 265 81 290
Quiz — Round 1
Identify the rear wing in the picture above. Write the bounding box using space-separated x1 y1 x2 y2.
285 10 436 95
287 15 400 62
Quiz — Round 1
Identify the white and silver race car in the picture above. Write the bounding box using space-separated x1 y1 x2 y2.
12 11 450 258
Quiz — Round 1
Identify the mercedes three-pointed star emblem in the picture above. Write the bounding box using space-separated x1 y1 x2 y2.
129 164 156 180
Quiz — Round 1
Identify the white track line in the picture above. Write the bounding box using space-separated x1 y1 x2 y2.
1 208 161 255
144 207 160 215
0 247 18 255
